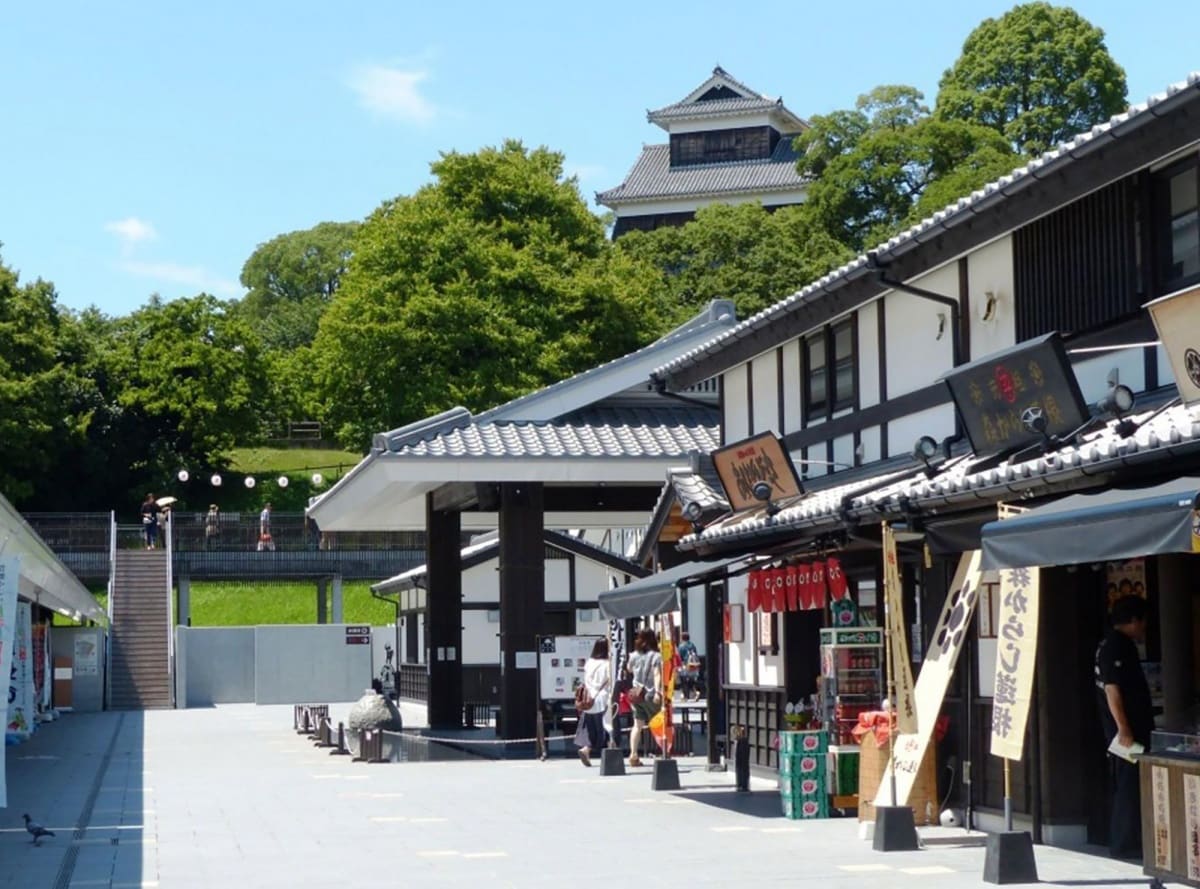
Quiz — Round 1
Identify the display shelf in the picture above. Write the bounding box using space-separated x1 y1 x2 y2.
820 627 883 747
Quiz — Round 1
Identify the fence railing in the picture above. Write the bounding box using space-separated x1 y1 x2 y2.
397 663 428 702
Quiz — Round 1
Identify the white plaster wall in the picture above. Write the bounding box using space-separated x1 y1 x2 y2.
574 559 611 604
832 434 856 473
462 561 495 604
858 426 882 464
545 559 571 603
723 364 751 443
726 574 754 685
751 351 780 434
966 237 1016 360
781 340 802 435
671 112 778 134
462 609 501 665
858 303 881 408
888 403 957 457
612 189 807 219
756 615 783 688
884 266 958 397
1072 350 1146 406
685 591 706 657
1158 345 1174 391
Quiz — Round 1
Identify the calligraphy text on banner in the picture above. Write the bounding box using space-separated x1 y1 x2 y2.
0 557 20 808
876 550 982 807
711 432 804 512
881 523 917 735
989 566 1040 760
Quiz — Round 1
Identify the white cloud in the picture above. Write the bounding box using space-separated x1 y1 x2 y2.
118 260 241 298
104 217 157 248
347 63 436 124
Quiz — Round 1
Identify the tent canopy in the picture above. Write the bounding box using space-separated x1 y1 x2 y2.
597 554 749 620
980 476 1200 570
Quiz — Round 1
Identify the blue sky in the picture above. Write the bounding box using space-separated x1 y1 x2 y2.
1 1 1195 317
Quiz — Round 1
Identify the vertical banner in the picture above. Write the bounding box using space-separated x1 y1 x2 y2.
7 602 34 739
876 549 983 806
881 523 918 734
32 623 50 712
989 566 1040 759
1186 773 1200 881
1153 765 1172 870
0 557 20 808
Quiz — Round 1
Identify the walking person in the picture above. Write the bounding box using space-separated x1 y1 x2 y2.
577 638 610 767
625 628 662 767
140 493 159 550
257 502 274 551
204 504 221 550
1095 594 1154 860
677 631 700 700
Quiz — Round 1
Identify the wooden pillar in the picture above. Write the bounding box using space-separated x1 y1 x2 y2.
426 495 463 729
316 578 327 624
1158 554 1194 728
498 482 544 741
705 579 726 768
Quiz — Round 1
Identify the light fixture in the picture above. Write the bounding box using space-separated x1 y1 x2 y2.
752 480 780 517
277 475 289 488
1096 383 1137 438
177 469 190 483
912 435 941 477
682 501 703 522
311 472 324 486
935 312 947 340
981 290 999 322
244 476 256 489
210 474 223 487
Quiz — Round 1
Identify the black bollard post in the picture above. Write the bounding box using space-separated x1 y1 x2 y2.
331 722 350 756
733 726 750 792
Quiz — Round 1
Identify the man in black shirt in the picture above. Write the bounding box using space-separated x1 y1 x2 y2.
1094 594 1153 860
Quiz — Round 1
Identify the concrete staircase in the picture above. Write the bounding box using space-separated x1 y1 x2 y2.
109 549 173 709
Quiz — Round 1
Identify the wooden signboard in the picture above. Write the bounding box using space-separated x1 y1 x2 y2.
711 432 804 512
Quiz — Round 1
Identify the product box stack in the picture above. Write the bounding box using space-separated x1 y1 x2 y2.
779 730 829 819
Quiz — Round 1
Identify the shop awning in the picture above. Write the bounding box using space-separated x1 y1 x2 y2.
980 476 1200 570
597 555 749 620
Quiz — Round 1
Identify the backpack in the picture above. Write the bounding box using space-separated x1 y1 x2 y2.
574 683 594 712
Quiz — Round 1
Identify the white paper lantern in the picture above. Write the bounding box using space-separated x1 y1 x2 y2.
277 475 289 488
177 469 190 483
311 473 324 486
244 476 256 489
210 474 222 487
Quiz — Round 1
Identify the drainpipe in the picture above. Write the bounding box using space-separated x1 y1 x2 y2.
867 251 962 368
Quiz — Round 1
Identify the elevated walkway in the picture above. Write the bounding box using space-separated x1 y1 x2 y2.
109 549 172 709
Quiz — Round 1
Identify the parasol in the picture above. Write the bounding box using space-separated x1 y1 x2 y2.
155 496 178 508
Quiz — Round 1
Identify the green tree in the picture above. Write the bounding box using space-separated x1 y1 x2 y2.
104 294 270 479
616 203 853 321
236 221 360 352
795 86 1018 251
935 2 1128 156
0 257 97 505
312 140 668 448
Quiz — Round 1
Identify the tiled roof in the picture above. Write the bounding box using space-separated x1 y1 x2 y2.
649 96 786 121
680 399 1200 551
596 138 805 207
654 72 1200 384
386 404 719 460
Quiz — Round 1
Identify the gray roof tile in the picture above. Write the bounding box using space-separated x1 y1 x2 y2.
654 71 1200 383
388 404 719 460
680 399 1200 551
596 138 806 206
649 96 786 121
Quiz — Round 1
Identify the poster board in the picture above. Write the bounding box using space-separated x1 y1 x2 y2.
537 635 601 701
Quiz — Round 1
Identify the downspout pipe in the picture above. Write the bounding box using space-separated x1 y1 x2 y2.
866 251 961 368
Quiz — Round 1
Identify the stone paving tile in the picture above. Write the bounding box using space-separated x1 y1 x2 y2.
0 704 1159 888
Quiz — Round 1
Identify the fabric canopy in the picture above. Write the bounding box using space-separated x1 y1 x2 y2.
980 476 1200 570
597 555 748 620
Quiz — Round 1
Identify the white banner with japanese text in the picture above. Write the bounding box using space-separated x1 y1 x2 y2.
876 549 983 806
0 557 19 807
7 601 34 739
989 566 1040 759
882 522 917 734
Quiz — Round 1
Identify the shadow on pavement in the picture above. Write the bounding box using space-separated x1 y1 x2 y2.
668 787 785 818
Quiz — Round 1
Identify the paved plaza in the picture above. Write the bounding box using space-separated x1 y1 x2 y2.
0 704 1158 888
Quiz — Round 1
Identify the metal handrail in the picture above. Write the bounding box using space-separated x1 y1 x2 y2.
106 510 115 709
165 513 175 706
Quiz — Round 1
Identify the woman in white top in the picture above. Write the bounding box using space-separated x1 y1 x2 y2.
578 638 611 767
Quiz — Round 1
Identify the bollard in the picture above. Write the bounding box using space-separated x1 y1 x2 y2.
313 717 333 748
355 728 385 763
331 722 351 756
733 727 750 792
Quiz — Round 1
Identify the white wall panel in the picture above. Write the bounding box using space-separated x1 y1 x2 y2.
751 352 780 433
781 340 802 435
1072 351 1145 407
966 237 1016 360
573 559 611 603
888 404 956 457
727 574 753 685
462 609 500 665
858 303 881 408
545 559 571 602
858 426 882 464
1158 345 1174 391
885 266 957 397
832 434 856 473
462 561 495 603
723 364 750 443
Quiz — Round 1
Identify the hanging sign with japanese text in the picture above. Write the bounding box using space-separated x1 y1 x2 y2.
876 549 982 807
711 432 804 513
941 333 1087 457
989 565 1040 760
1146 284 1200 405
881 523 917 735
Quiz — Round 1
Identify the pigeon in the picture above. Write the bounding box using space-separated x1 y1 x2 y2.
23 814 55 846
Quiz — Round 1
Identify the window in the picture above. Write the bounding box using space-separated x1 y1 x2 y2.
802 317 857 421
1154 157 1200 292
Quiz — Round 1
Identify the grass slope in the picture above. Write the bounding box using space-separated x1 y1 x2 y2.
189 580 396 626
225 447 364 475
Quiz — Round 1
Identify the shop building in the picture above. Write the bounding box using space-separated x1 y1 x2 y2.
641 72 1200 848
597 66 809 237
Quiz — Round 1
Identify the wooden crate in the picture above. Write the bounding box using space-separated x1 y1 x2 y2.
856 732 938 824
